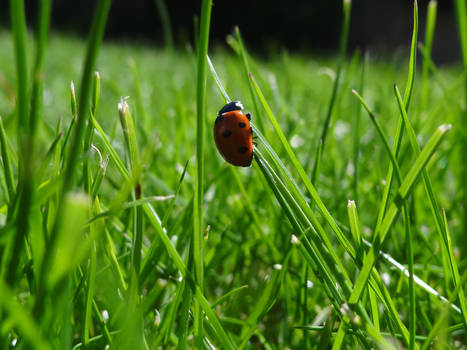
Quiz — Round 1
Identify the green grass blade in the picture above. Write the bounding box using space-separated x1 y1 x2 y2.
91 114 129 178
420 0 437 110
143 203 235 349
29 0 51 137
347 200 362 255
33 0 112 321
349 124 452 305
82 242 96 347
238 263 287 349
440 209 467 328
311 0 351 184
63 0 111 192
118 99 143 276
194 0 212 343
232 27 265 131
83 72 101 193
352 53 367 203
454 0 467 69
7 0 32 287
0 117 15 202
10 0 29 146
153 0 174 54
373 0 418 250
0 278 51 350
207 54 230 103
351 89 403 183
352 88 416 349
250 73 355 258
403 0 418 111
454 0 467 241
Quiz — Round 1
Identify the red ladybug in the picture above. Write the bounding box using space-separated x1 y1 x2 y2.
213 101 253 167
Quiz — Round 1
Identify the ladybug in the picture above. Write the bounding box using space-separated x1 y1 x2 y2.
214 101 253 167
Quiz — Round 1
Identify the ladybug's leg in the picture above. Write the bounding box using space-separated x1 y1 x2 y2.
245 113 251 121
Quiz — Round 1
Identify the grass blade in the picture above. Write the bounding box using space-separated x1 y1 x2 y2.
454 0 467 242
0 117 15 203
250 73 355 258
440 209 467 329
311 0 351 184
194 0 212 344
349 124 452 305
420 0 437 110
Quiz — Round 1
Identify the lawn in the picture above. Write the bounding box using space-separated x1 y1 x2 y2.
0 0 467 349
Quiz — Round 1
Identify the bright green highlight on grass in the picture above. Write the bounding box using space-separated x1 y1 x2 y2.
0 0 466 348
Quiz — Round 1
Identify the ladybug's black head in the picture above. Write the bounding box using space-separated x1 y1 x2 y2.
218 101 243 115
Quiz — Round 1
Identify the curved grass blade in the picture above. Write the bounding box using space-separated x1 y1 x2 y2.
311 0 351 184
349 124 452 305
250 73 355 258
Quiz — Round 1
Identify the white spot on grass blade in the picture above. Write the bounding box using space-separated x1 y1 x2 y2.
102 310 109 323
118 97 130 115
307 280 314 288
291 234 299 245
154 309 161 326
347 200 356 208
438 124 452 133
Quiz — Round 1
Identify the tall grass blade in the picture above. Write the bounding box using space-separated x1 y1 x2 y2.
0 278 51 350
349 124 452 305
420 0 437 110
194 0 212 344
454 0 467 242
250 73 355 258
0 117 15 203
440 209 467 329
311 0 351 184
33 0 112 321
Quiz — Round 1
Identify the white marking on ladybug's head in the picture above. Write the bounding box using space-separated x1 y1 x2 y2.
234 101 244 110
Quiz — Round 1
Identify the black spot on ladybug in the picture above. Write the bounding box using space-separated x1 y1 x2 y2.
222 130 232 138
215 115 224 124
246 113 251 121
238 122 246 128
238 146 248 154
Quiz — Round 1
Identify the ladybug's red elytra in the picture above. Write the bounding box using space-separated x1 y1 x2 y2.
213 101 253 167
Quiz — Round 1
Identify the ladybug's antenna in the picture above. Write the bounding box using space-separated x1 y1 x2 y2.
207 54 231 104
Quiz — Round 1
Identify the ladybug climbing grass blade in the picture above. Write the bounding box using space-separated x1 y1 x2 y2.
213 101 253 167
